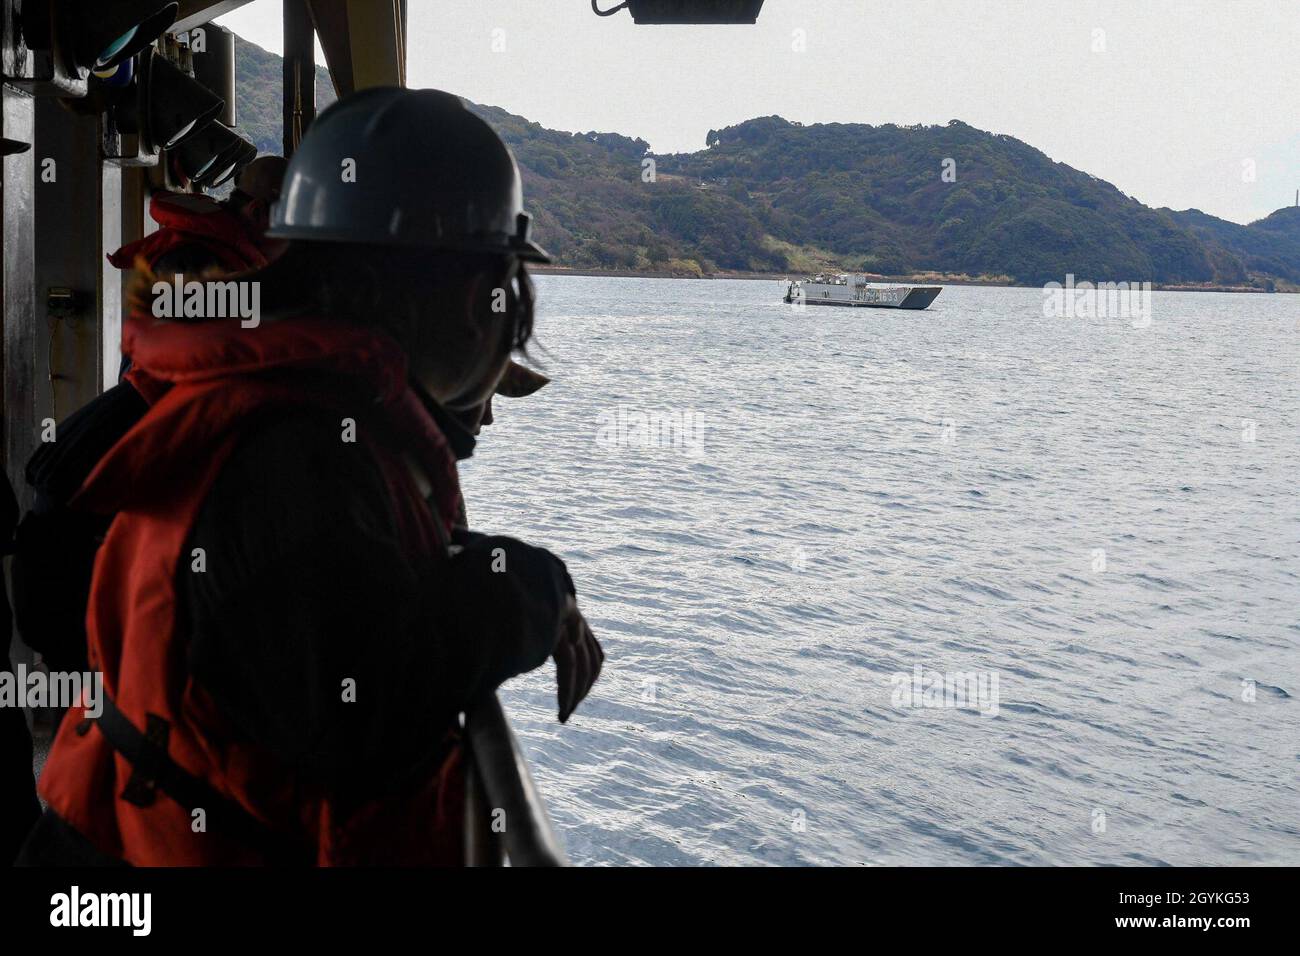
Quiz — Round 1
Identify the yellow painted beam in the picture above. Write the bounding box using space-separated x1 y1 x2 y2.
344 0 405 90
309 0 406 97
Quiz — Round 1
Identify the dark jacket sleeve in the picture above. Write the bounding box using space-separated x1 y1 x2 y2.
11 382 148 673
182 411 571 791
1 475 41 864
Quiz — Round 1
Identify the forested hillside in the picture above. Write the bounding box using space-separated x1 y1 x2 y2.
231 36 1298 288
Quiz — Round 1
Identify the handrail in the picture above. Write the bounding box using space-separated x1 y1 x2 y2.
463 694 568 867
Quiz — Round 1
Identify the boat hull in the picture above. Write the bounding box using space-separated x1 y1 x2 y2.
798 287 941 309
784 283 942 310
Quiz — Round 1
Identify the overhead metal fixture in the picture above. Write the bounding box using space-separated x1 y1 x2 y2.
592 0 764 24
169 120 250 187
86 2 180 72
188 22 236 127
205 141 258 189
6 1 178 96
117 46 224 152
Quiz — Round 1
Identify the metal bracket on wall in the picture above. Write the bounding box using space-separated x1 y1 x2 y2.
46 285 83 323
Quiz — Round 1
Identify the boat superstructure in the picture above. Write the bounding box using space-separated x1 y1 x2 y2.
785 273 942 310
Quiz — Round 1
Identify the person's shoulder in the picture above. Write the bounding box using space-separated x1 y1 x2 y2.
190 404 398 579
25 383 149 507
210 404 391 523
223 406 368 484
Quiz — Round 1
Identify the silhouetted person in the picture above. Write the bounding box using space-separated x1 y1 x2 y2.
107 155 289 278
11 158 289 676
21 88 602 866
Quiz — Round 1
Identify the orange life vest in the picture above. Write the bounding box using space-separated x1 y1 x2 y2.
38 310 468 866
107 192 270 275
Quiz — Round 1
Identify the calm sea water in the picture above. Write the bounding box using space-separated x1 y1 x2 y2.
461 277 1299 866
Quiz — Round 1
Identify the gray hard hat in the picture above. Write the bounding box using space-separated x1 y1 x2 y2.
267 86 550 262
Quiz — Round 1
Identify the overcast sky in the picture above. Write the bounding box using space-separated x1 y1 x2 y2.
218 0 1298 225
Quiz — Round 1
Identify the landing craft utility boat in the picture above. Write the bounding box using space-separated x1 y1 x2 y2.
785 274 942 310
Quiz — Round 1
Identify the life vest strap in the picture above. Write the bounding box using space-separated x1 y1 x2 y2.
92 694 314 866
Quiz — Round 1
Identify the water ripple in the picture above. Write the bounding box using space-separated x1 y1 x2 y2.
464 278 1300 866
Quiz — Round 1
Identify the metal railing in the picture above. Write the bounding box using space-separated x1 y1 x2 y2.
462 694 568 867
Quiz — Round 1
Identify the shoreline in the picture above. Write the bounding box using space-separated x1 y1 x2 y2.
529 265 1293 294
